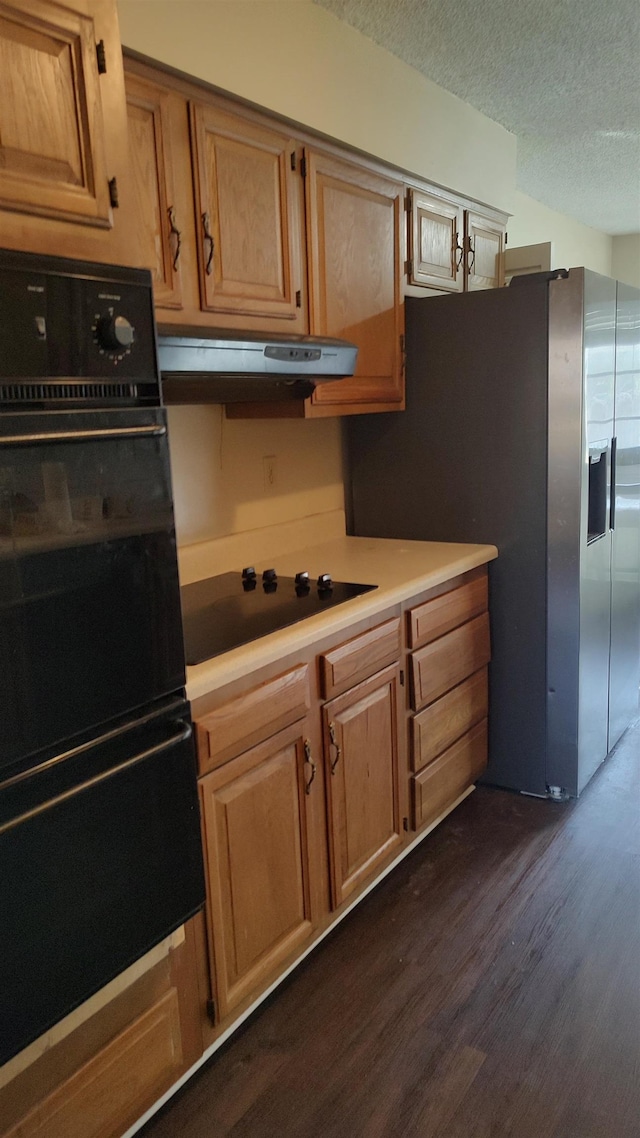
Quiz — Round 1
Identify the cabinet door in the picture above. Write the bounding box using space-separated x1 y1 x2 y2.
407 188 464 292
464 210 505 290
305 149 404 414
124 72 185 309
323 664 403 907
199 721 320 1020
0 0 112 227
189 102 307 332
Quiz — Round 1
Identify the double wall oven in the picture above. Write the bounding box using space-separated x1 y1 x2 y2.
0 250 204 1066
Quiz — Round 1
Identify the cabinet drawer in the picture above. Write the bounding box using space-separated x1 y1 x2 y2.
5 989 183 1138
195 665 310 773
412 720 488 831
319 618 401 700
410 613 490 711
408 574 488 649
412 668 488 773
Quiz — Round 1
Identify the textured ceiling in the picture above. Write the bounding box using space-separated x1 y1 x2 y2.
313 0 640 235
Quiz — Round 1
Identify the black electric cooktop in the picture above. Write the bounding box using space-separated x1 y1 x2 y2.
180 568 377 664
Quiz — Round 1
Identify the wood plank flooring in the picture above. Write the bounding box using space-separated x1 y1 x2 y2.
141 719 640 1138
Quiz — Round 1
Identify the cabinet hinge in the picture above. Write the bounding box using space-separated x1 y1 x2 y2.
505 231 508 246
108 177 119 208
403 816 409 831
404 191 412 212
300 152 307 178
96 39 107 74
405 259 413 278
291 151 297 172
399 668 405 686
295 290 302 308
206 997 216 1024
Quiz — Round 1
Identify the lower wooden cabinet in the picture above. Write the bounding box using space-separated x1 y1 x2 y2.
0 925 202 1138
199 718 322 1020
323 664 403 907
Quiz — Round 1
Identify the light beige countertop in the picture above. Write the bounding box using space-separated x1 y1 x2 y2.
184 535 497 702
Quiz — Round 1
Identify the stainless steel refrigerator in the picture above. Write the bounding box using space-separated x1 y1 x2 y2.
346 269 640 797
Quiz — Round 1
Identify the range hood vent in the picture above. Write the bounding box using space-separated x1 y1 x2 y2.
157 329 358 404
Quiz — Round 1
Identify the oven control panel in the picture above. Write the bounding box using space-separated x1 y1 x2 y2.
0 249 158 387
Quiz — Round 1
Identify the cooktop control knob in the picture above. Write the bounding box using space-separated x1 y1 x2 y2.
242 566 257 581
295 571 310 596
262 568 277 583
96 314 135 352
317 573 333 592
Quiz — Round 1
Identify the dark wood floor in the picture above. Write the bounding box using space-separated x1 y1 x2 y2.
142 720 640 1138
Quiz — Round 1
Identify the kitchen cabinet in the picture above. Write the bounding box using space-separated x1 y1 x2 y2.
0 0 134 266
123 56 404 415
406 186 505 294
406 570 491 830
0 924 202 1138
302 149 404 415
323 665 403 907
189 101 307 332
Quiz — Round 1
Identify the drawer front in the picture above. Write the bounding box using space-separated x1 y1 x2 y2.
411 668 488 773
5 988 183 1138
412 719 488 830
319 618 401 700
195 664 310 773
410 613 490 712
408 573 488 649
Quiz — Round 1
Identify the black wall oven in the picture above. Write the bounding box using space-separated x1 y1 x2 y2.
0 250 205 1066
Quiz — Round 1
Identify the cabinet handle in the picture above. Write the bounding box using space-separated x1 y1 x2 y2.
201 212 215 275
167 206 182 271
467 237 476 272
454 233 464 269
303 739 316 795
328 721 341 774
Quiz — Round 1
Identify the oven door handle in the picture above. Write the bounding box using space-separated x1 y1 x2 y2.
0 424 166 446
0 721 192 837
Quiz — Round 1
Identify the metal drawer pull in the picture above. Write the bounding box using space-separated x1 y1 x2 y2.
1 424 166 447
303 739 316 795
202 212 215 275
167 205 182 271
0 722 192 837
328 721 341 774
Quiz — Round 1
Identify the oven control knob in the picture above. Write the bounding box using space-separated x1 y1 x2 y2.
317 573 333 592
96 314 135 352
262 568 277 583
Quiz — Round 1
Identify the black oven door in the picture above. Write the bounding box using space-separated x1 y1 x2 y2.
0 407 185 774
0 698 205 1065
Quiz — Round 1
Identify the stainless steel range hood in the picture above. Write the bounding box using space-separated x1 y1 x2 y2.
157 328 358 404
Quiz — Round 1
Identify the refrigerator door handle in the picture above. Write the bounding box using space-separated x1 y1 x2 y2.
610 436 617 530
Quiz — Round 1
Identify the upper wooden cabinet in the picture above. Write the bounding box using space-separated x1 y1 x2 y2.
407 186 505 294
0 0 135 265
304 150 404 415
407 188 464 292
124 71 184 308
464 209 505 291
189 103 307 331
0 0 111 227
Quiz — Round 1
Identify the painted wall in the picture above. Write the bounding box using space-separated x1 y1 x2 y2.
117 0 516 213
508 190 613 277
166 405 344 546
612 235 640 288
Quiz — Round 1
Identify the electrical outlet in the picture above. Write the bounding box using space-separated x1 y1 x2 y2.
263 455 277 491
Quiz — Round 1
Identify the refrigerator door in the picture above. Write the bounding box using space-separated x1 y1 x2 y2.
575 272 616 793
608 282 640 749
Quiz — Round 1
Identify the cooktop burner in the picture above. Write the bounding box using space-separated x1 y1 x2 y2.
180 568 377 664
